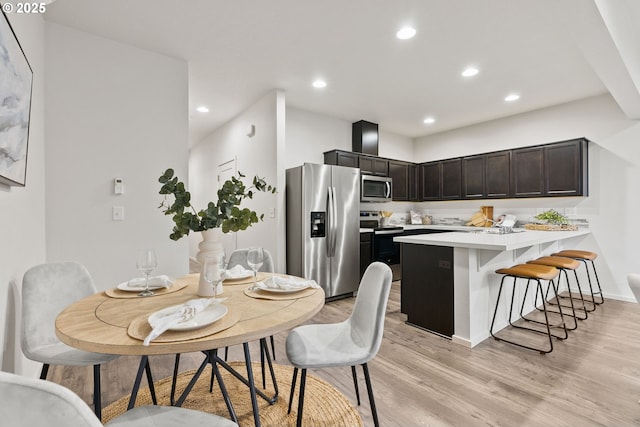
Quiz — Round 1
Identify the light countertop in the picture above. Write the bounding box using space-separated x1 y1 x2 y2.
394 229 591 251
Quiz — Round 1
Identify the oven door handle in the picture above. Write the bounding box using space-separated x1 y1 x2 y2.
374 229 404 235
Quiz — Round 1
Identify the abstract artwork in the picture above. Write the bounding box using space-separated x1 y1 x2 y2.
0 11 33 186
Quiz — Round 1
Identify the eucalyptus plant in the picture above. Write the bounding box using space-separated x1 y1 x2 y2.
158 168 276 240
534 209 569 225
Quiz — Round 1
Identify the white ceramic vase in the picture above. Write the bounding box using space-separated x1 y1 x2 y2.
196 228 225 296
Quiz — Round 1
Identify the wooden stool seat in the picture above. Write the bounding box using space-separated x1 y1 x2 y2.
552 250 597 261
528 256 580 270
496 264 559 281
527 256 588 327
552 250 603 306
491 263 567 354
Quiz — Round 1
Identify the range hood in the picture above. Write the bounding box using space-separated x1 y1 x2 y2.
352 120 379 156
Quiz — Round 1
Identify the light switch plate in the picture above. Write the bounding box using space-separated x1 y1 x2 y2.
112 206 124 221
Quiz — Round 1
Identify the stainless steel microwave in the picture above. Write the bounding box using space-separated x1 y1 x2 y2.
361 175 392 202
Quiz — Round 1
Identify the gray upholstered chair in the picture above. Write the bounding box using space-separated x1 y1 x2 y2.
285 261 392 427
628 273 640 302
0 371 238 427
21 261 119 420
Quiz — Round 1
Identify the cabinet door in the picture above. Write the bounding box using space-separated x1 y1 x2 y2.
408 164 419 201
324 150 359 168
441 159 462 200
360 156 388 176
485 151 510 198
420 162 441 200
462 155 485 198
389 160 409 201
511 146 544 197
359 233 373 279
544 139 587 196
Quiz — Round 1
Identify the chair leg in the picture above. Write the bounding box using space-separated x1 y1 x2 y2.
93 364 101 421
170 353 181 405
351 365 361 405
362 363 380 427
40 364 49 380
588 260 604 304
288 367 298 414
296 368 307 427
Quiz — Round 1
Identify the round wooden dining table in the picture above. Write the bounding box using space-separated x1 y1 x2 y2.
55 272 325 427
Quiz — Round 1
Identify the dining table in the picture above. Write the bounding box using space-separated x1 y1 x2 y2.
55 272 325 427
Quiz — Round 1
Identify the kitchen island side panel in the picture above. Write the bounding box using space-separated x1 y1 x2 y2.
401 244 454 337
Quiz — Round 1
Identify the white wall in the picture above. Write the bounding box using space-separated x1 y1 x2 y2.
0 14 46 376
414 94 640 301
285 107 415 168
189 91 280 269
45 23 189 290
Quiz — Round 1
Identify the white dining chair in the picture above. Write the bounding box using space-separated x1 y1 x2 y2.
21 261 120 420
285 261 392 427
627 273 640 302
0 370 238 427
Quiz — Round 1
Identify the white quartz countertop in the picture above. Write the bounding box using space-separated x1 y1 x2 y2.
360 228 374 233
394 228 591 251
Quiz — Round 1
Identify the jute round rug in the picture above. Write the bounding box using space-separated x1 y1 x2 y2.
102 361 363 427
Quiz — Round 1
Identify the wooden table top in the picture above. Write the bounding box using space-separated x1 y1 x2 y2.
55 273 325 356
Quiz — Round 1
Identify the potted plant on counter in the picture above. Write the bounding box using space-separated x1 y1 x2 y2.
158 168 276 294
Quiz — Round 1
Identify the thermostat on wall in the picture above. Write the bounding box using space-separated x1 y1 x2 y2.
114 178 124 195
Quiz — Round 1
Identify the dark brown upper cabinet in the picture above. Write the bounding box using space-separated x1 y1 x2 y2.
511 138 588 198
420 162 441 201
511 146 545 197
544 139 588 196
462 155 485 199
359 155 388 176
485 151 511 198
441 159 462 200
323 150 359 169
462 151 511 199
389 160 418 201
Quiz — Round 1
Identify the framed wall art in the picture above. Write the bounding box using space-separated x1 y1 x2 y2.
0 10 33 186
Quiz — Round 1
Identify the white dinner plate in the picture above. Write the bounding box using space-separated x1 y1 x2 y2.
148 304 228 331
117 280 172 292
224 272 253 281
253 283 312 294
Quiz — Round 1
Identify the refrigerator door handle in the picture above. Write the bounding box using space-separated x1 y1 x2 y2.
326 186 333 258
330 186 338 257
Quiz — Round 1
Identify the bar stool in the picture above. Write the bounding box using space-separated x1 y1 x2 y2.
552 250 604 307
526 256 589 328
490 264 567 354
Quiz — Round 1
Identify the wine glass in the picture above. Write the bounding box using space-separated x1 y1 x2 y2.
203 254 226 299
247 247 264 284
136 249 158 297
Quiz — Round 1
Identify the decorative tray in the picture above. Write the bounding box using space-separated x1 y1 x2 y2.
524 223 578 231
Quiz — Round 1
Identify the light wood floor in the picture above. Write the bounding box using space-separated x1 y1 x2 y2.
49 280 640 426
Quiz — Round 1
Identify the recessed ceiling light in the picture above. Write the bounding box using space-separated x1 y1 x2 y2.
504 94 520 102
396 26 416 40
423 117 436 124
196 106 209 113
461 67 479 77
312 79 327 88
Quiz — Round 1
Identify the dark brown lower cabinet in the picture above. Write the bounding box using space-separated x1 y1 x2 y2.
360 232 373 279
401 243 454 338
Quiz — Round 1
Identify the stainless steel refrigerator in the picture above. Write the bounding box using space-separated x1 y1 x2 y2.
286 163 360 299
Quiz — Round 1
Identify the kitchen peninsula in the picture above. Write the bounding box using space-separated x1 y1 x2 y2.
395 228 591 348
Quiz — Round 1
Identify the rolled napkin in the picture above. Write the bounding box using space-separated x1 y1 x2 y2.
126 275 174 290
224 265 253 279
143 298 225 345
254 276 319 291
